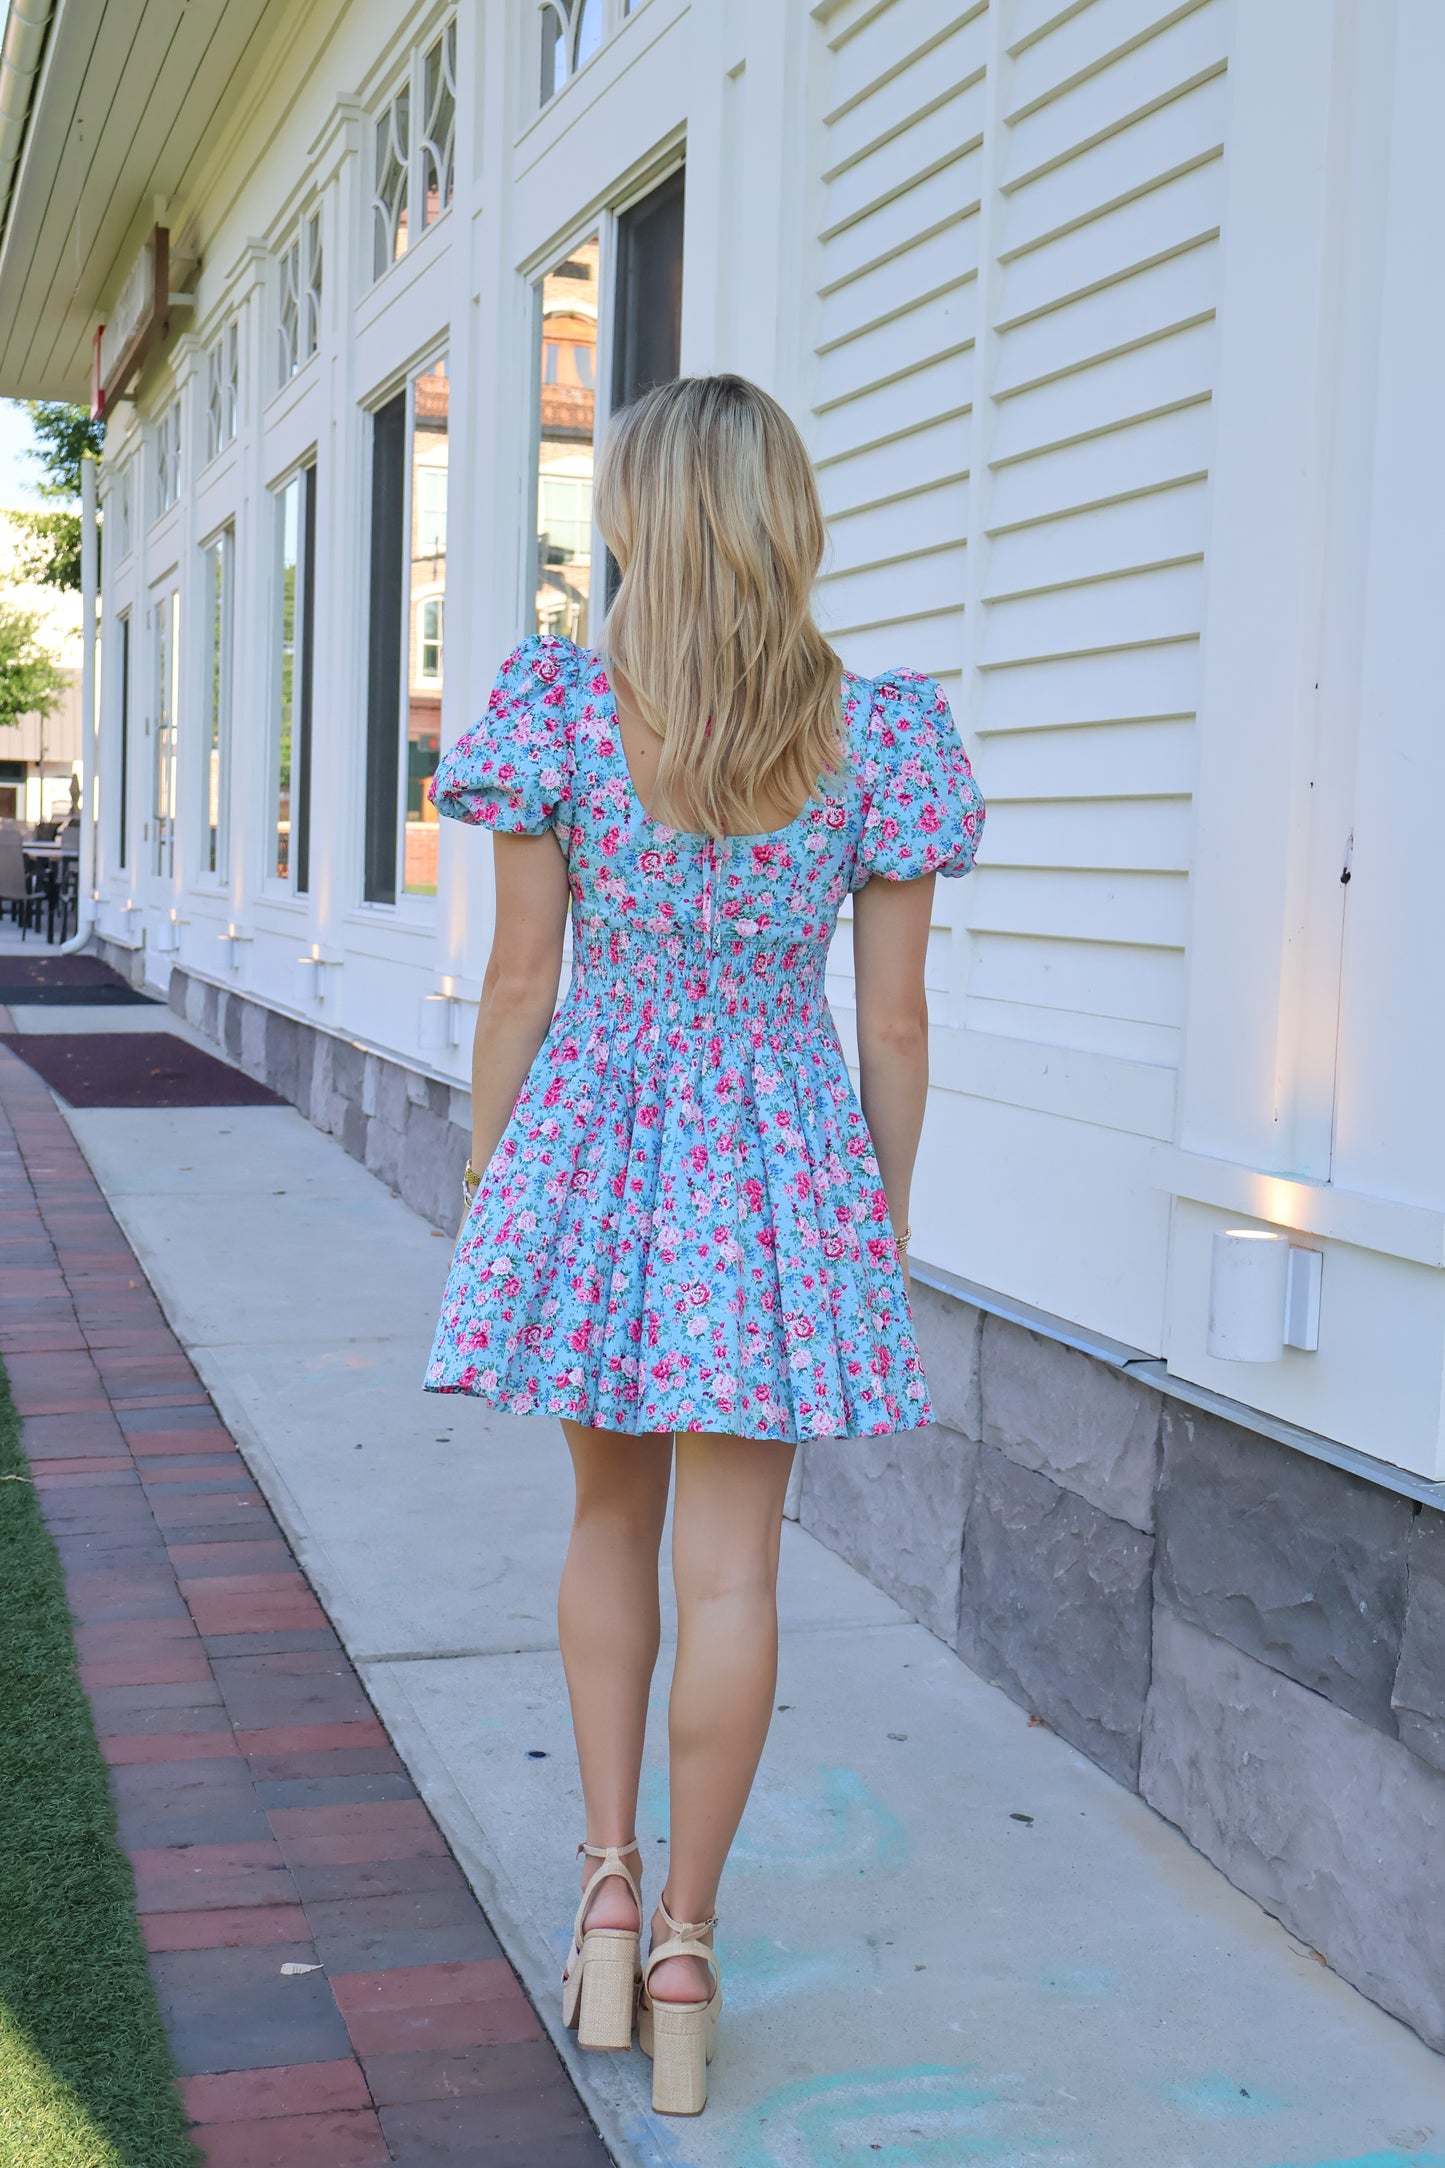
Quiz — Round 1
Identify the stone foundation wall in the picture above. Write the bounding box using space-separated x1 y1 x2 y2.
799 1283 1445 2055
119 953 1445 2057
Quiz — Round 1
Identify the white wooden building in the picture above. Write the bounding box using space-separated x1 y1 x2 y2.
3 0 1443 2044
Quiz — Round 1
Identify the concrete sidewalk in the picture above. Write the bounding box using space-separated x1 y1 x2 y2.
65 1093 1445 2168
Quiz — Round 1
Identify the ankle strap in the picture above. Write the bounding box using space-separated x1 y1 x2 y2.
657 1890 718 1937
577 1838 640 1860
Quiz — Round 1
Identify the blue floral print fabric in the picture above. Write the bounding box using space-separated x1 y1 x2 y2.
424 635 984 1442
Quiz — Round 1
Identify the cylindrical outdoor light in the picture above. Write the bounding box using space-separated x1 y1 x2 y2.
1206 1228 1290 1362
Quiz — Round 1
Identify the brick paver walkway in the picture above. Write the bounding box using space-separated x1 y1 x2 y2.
0 1043 609 2167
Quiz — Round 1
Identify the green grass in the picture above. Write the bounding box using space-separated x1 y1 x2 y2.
0 1360 199 2168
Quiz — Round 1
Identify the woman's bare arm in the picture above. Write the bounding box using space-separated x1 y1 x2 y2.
468 830 571 1181
850 873 935 1285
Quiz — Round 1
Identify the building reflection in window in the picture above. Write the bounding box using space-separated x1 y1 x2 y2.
534 238 598 645
404 355 448 896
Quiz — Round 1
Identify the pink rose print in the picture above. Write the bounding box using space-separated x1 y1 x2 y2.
424 634 983 1441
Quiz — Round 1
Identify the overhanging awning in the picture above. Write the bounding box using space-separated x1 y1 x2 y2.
0 0 280 402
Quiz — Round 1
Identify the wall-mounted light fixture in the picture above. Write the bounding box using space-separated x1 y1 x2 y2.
1206 1228 1322 1362
418 992 464 1051
151 909 182 954
294 950 339 1007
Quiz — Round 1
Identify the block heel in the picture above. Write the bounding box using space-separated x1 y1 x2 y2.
562 1840 642 2053
638 1894 723 2117
575 1933 639 2051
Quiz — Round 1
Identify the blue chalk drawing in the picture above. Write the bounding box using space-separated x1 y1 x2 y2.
721 1934 842 2016
1155 2073 1284 2119
640 1762 909 1878
731 2064 1074 2168
1259 2158 1445 2168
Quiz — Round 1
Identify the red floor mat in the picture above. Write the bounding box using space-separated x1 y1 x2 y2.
0 954 158 1006
0 1032 283 1108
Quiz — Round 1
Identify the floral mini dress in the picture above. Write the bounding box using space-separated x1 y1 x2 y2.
424 635 984 1443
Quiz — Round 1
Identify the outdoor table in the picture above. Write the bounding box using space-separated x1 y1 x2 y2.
21 844 78 945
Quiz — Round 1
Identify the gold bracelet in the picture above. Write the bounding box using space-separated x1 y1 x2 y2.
894 1224 912 1252
462 1158 481 1206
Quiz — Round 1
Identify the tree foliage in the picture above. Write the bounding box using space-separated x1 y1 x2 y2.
23 403 105 501
0 602 67 731
8 508 83 594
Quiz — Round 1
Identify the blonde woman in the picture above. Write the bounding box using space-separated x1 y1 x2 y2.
425 374 984 2114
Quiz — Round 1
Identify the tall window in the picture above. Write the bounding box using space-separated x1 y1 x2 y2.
206 322 239 461
278 213 322 383
112 465 133 560
534 240 598 643
153 399 181 518
371 19 456 283
201 529 233 879
116 612 131 870
531 172 684 635
365 355 449 902
152 587 179 876
273 467 317 889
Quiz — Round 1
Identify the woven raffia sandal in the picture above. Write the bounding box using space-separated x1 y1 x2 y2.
637 1893 723 2115
561 1840 642 2052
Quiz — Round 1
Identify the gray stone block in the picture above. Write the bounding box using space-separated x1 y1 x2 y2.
909 1283 982 1440
167 968 187 1018
239 997 267 1080
363 1112 403 1191
264 1010 301 1105
1141 1605 1445 2052
405 1067 430 1109
202 978 219 1038
401 1103 466 1228
1393 1506 1445 1775
330 1037 365 1107
957 1443 1153 1787
1155 1404 1409 1733
448 1087 472 1132
340 1100 367 1164
222 990 242 1060
425 1076 452 1120
798 1424 976 1643
373 1060 410 1135
979 1312 1162 1532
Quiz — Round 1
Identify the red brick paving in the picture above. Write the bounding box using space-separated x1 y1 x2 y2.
0 1044 609 2167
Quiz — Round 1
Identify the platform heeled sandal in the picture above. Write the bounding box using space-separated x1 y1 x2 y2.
638 1894 723 2116
561 1841 642 2052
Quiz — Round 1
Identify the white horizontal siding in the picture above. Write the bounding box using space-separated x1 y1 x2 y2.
962 0 1225 1072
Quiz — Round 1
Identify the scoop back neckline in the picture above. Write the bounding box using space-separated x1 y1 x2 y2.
578 644 848 847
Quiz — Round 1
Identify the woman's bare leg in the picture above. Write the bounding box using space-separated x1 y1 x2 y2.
650 1433 795 1998
558 1420 673 1932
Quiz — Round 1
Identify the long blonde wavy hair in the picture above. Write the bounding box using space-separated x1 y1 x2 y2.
595 374 844 836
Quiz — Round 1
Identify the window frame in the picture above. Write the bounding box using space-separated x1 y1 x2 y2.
369 15 457 289
278 211 323 386
267 461 318 897
205 320 240 464
199 524 235 884
362 348 450 908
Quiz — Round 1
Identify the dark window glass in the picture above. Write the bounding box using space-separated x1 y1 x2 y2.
612 166 685 413
608 166 685 602
364 393 406 903
296 465 317 894
117 613 130 870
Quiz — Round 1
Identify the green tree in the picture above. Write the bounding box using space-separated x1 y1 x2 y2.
7 403 105 595
23 401 105 499
8 508 82 592
0 601 66 732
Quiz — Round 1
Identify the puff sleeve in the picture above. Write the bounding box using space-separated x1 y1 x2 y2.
428 634 575 838
853 671 985 884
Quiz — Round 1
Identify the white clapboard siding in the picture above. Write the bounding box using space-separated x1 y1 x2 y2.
969 0 1227 1071
808 0 1223 1088
809 0 987 681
